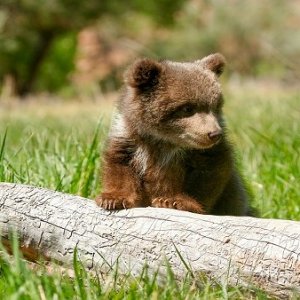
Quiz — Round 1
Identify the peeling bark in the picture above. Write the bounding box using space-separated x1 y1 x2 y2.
0 182 299 299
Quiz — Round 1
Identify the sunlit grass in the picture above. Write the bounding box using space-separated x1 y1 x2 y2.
0 238 265 300
224 84 299 220
0 98 113 197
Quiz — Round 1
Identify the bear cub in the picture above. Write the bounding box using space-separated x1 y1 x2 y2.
96 53 252 215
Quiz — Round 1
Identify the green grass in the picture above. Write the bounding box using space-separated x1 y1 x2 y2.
0 100 111 198
224 86 300 220
0 86 299 299
0 237 264 300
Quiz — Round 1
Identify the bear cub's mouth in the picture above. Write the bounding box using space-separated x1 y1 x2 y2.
177 130 223 150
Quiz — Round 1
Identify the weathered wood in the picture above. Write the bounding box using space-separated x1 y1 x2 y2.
0 183 299 299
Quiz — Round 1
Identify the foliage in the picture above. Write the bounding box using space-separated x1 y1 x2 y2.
75 0 300 92
148 0 300 77
0 0 185 95
1 1 300 95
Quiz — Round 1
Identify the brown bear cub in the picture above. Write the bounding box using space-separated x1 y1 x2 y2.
96 53 252 215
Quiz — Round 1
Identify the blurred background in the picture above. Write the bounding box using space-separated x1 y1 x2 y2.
0 0 299 98
0 1 299 220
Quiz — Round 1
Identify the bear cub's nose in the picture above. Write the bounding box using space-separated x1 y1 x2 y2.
208 129 222 142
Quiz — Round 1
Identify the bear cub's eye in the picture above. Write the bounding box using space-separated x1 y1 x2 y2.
173 104 197 118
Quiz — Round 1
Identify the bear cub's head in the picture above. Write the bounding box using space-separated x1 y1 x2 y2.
122 53 226 150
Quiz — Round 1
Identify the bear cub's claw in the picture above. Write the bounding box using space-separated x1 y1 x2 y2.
151 196 205 214
96 193 134 210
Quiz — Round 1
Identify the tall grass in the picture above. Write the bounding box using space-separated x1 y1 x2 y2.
224 86 300 220
0 101 111 198
0 237 266 299
0 87 299 298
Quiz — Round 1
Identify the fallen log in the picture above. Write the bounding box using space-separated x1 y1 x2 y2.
0 182 299 299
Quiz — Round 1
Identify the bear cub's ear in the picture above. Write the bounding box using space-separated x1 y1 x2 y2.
200 53 226 76
125 58 163 90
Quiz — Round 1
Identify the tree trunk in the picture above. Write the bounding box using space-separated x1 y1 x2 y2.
0 183 299 299
14 31 55 97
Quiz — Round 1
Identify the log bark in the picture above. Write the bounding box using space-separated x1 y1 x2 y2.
0 183 299 299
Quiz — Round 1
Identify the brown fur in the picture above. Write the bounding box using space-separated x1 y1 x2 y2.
96 53 252 215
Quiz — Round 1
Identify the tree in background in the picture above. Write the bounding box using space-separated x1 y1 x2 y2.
0 0 184 96
1 0 299 97
150 0 300 79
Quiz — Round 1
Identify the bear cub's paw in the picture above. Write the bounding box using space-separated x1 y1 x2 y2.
151 195 205 214
96 193 136 210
